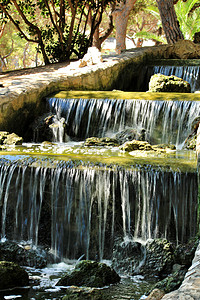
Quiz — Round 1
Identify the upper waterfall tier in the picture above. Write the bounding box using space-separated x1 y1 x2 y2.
43 94 200 148
147 60 200 92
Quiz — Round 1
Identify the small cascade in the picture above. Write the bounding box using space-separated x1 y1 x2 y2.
152 65 200 92
46 97 200 147
0 158 197 261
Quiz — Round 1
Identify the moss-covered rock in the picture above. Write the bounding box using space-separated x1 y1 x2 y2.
152 144 176 151
174 237 199 267
0 261 29 290
184 135 196 150
0 240 54 268
139 239 174 278
112 238 144 275
150 267 187 294
112 238 174 279
84 137 119 147
56 260 120 288
114 128 146 145
0 131 9 144
4 132 23 145
148 74 191 93
120 140 153 152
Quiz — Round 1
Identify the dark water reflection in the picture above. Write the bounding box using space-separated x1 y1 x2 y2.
0 262 155 300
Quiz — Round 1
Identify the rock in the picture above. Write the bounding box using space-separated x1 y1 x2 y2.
0 240 55 268
168 40 200 59
4 132 23 145
112 238 144 275
174 238 198 267
139 239 174 278
79 47 103 67
114 128 146 145
31 113 55 142
62 286 105 300
112 238 174 278
120 140 153 152
0 131 9 144
148 74 191 93
0 261 29 290
151 267 187 294
56 260 120 288
0 131 23 145
146 288 165 300
152 144 176 151
184 135 196 150
84 137 119 147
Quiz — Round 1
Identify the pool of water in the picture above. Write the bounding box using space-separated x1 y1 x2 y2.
0 261 155 300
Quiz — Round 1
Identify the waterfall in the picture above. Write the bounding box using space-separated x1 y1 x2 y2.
46 97 200 147
153 65 200 92
0 158 197 260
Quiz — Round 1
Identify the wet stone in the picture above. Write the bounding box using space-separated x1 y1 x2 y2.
148 74 191 93
84 137 119 147
0 261 29 290
56 260 120 288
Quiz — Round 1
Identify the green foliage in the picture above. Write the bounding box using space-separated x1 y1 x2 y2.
127 1 166 46
0 0 112 66
175 0 200 40
0 22 43 71
135 31 166 44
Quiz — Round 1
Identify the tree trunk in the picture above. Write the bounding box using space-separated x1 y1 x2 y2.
156 0 184 44
112 0 137 54
92 25 101 50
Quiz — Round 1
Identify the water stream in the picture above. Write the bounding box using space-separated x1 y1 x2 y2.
0 91 199 299
44 96 200 147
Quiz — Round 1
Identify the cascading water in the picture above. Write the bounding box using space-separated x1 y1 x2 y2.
0 90 199 299
0 157 197 261
46 97 200 148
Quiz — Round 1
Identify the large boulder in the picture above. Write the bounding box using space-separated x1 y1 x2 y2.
0 131 23 145
120 140 153 152
0 261 29 290
167 40 200 59
139 239 174 278
0 240 55 268
56 260 120 288
112 238 174 278
112 238 144 275
150 266 187 294
148 74 191 93
114 128 146 145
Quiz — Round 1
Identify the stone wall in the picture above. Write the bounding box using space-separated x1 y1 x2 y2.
0 45 170 136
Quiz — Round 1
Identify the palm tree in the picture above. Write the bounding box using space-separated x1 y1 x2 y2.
175 0 200 40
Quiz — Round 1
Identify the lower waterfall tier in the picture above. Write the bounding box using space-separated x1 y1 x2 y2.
0 152 197 261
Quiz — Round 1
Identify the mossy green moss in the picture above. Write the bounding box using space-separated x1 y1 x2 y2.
0 145 197 173
0 261 29 290
49 90 200 101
